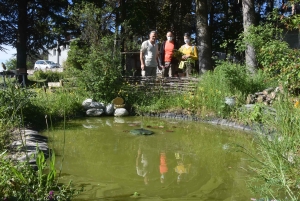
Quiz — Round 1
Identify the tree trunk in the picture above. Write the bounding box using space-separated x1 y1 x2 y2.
120 0 126 75
195 0 212 74
16 0 28 85
242 0 257 74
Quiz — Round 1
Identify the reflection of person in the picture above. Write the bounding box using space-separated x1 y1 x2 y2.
140 31 160 76
136 148 149 185
159 151 168 183
178 33 198 77
159 31 179 77
174 152 191 184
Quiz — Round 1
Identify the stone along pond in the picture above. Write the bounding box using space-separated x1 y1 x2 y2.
44 116 254 201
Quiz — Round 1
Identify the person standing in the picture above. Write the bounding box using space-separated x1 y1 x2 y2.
178 33 198 77
140 31 160 76
159 31 179 77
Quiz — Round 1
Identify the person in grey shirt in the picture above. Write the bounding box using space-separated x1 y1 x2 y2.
140 31 160 76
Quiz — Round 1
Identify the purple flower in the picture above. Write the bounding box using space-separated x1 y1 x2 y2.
48 191 54 200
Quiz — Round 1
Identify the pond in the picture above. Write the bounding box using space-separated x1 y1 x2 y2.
44 116 254 201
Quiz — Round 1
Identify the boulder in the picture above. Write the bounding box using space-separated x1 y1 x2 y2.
105 103 115 115
86 108 104 116
82 98 93 109
89 101 105 109
114 108 129 117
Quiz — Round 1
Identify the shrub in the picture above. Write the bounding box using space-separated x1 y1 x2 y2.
32 70 64 82
67 36 123 103
235 19 300 93
194 61 269 117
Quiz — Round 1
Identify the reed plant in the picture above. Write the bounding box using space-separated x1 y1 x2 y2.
0 149 80 200
241 93 300 201
0 82 84 200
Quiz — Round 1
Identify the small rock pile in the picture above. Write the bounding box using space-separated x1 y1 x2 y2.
246 87 283 105
8 129 49 170
82 98 129 117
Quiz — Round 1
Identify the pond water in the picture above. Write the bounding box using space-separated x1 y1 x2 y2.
44 116 254 201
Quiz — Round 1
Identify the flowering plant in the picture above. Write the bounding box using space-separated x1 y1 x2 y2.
172 49 183 60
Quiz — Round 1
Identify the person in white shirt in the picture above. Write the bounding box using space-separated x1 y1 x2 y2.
140 31 160 76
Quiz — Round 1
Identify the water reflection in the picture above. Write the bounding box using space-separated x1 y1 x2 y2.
46 116 254 200
136 147 150 185
159 150 168 183
174 151 191 184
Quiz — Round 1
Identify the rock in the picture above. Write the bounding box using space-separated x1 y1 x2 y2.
263 87 274 95
86 108 104 116
130 128 154 135
89 101 105 109
82 98 93 109
105 103 114 115
225 97 236 106
25 136 48 143
114 108 129 117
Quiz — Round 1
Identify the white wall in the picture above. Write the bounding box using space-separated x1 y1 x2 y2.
48 45 70 67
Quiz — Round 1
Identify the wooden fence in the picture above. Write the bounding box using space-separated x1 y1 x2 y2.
122 76 200 94
44 76 200 94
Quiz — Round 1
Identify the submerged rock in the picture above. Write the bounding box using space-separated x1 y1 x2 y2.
130 128 154 135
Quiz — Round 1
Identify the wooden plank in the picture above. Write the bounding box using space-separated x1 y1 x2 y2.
48 82 61 87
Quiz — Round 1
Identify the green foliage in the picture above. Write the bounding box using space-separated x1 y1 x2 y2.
28 88 85 124
32 70 64 82
4 58 34 70
68 2 113 45
195 62 269 117
5 58 17 70
131 61 271 119
242 95 300 201
0 83 35 130
235 19 300 93
0 150 80 200
68 36 123 103
64 40 90 70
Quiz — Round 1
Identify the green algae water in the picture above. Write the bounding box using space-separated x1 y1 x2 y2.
45 116 254 201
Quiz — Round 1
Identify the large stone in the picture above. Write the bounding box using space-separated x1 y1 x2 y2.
89 101 105 109
114 108 129 117
86 108 104 116
105 103 114 115
82 98 93 109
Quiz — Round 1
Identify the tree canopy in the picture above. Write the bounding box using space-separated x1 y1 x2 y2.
0 0 299 72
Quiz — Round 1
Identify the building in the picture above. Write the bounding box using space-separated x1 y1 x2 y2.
47 42 70 67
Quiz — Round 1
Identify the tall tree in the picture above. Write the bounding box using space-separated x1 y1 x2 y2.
0 0 70 76
242 0 257 73
195 0 213 73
